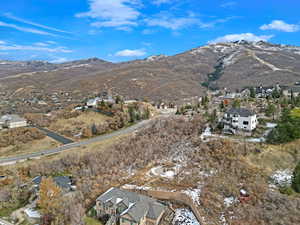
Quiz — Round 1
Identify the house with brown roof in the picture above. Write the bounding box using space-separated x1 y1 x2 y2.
95 187 166 225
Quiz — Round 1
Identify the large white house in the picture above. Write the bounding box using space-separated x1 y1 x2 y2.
0 114 27 130
222 108 257 133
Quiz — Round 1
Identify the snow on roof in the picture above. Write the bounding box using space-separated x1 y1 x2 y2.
0 114 26 123
116 197 123 204
120 202 136 216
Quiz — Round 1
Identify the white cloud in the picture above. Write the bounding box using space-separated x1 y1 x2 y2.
221 1 237 8
209 33 274 43
145 14 201 30
0 40 6 45
46 41 57 45
50 57 69 63
4 13 72 34
34 41 57 47
260 20 299 32
152 0 172 5
76 0 141 29
0 21 58 37
0 42 72 53
115 49 146 57
145 12 235 30
34 42 50 47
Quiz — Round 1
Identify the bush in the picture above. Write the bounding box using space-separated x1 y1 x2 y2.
267 108 300 144
292 161 300 193
279 186 295 195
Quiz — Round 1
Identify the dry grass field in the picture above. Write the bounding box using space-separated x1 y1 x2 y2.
0 136 59 158
247 140 300 173
49 111 110 138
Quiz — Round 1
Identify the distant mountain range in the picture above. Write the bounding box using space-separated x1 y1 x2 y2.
1 41 300 101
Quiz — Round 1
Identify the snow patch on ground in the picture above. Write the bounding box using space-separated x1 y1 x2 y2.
199 169 217 177
121 184 151 190
220 214 228 225
270 169 293 187
173 208 200 225
223 196 238 207
223 51 240 66
148 165 181 179
182 188 201 205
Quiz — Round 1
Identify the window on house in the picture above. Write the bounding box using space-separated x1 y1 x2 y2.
243 121 249 125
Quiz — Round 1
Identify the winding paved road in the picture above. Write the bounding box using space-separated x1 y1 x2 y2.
0 119 151 165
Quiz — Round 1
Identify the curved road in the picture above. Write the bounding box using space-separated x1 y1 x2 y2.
0 119 152 165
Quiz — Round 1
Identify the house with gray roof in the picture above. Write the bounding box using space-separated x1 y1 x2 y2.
0 114 27 130
222 108 257 133
96 187 166 225
32 176 75 192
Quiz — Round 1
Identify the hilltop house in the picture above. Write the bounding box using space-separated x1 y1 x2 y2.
222 108 257 134
87 97 101 108
0 114 27 130
282 86 300 98
96 187 166 225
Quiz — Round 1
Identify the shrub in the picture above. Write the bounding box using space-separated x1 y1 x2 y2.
279 186 295 195
292 161 300 193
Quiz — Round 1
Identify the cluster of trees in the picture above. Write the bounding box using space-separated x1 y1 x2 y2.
127 104 150 123
0 127 45 148
35 177 86 225
82 111 130 138
82 103 151 138
202 59 224 90
267 108 300 144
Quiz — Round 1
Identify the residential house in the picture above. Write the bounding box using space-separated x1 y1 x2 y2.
32 176 76 192
240 88 251 98
96 187 166 225
0 114 27 129
222 108 257 134
282 86 300 98
87 97 101 108
255 86 274 98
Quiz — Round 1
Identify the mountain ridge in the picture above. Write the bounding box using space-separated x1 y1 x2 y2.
1 41 300 101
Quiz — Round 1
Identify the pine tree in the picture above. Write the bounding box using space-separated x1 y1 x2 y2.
250 87 256 98
292 161 300 193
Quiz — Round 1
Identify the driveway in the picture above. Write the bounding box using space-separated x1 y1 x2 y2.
32 126 74 145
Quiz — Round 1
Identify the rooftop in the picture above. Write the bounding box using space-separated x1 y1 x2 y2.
32 176 73 191
97 187 166 222
0 114 26 123
226 108 255 117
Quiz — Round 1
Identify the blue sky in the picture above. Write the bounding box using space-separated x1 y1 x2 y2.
0 0 300 63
